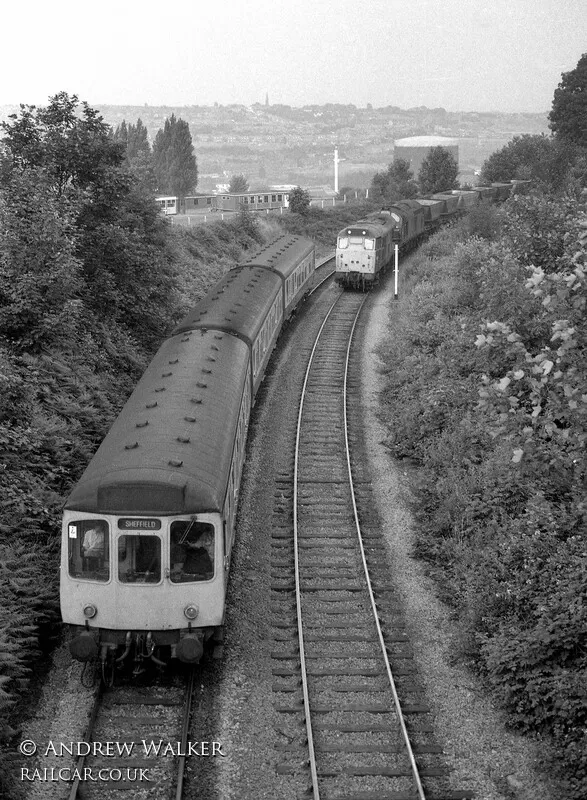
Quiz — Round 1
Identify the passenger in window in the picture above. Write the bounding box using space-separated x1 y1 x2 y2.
83 526 105 559
82 523 107 571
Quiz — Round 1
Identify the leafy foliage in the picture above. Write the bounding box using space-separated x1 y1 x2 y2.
418 146 459 194
377 196 587 797
479 134 582 194
113 118 156 194
288 185 311 214
371 157 418 203
229 173 249 193
549 52 587 147
1 92 177 351
113 118 150 162
0 92 286 779
279 201 378 244
501 194 580 271
152 114 198 197
0 92 124 197
0 168 83 351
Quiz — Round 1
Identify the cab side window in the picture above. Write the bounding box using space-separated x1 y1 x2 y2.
68 520 110 582
170 521 215 583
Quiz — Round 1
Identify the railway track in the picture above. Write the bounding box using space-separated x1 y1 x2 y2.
270 288 475 799
67 671 197 800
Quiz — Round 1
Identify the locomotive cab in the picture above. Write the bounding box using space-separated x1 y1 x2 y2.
336 227 379 288
62 512 226 668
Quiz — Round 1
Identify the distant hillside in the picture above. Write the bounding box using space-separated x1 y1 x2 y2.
0 102 549 191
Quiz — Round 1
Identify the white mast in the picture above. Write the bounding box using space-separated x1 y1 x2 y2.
334 147 339 194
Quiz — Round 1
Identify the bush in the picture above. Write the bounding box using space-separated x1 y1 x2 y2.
377 194 587 796
0 200 281 769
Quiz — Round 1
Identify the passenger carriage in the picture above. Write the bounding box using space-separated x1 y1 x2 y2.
172 267 285 398
236 235 315 316
155 196 178 215
63 330 251 666
62 235 315 672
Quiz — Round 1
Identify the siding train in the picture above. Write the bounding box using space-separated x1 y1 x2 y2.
335 180 529 289
62 234 315 673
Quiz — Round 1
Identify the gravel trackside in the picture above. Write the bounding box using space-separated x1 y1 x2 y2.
359 283 563 800
13 273 564 800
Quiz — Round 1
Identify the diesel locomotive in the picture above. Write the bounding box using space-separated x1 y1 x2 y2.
61 235 315 673
335 180 527 289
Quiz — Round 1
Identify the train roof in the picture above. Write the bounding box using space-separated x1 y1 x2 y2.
236 234 315 280
339 213 394 238
172 267 282 346
64 330 250 516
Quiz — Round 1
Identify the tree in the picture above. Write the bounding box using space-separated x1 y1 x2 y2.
288 186 311 214
229 174 248 193
418 147 459 194
549 52 587 147
370 158 418 204
1 91 125 198
114 118 151 162
0 167 83 351
1 92 177 348
113 118 156 194
479 134 581 195
152 114 198 198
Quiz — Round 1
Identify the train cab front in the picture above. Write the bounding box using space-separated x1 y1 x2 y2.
61 513 227 676
335 227 377 289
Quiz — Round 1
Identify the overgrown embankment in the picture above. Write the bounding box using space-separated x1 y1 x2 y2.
377 196 587 798
279 201 378 251
0 206 276 793
0 184 356 785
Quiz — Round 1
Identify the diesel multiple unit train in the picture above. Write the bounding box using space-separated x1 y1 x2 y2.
335 180 526 289
61 234 315 671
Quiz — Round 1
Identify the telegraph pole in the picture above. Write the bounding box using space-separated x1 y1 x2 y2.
334 147 339 194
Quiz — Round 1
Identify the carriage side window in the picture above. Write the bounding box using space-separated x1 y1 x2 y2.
170 521 215 583
118 535 161 583
68 520 110 582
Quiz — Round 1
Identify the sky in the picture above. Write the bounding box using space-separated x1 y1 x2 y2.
1 0 585 113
